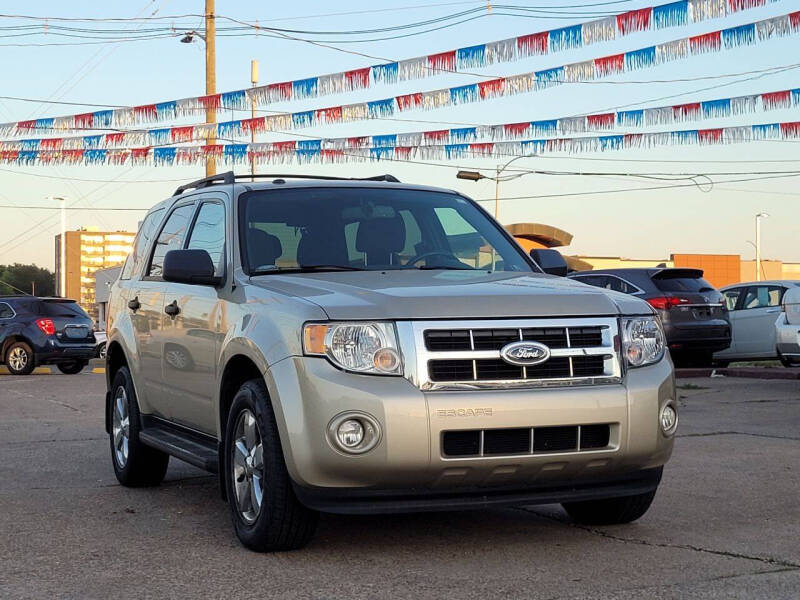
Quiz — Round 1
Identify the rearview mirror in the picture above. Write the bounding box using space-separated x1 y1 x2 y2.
530 248 568 277
163 249 221 286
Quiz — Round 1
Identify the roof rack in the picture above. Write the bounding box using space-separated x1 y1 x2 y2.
173 171 399 196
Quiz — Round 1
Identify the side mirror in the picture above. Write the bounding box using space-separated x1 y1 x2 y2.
530 248 568 277
163 249 221 286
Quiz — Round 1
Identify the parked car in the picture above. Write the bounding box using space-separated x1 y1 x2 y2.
714 280 800 366
568 268 730 367
775 286 800 367
105 171 676 552
0 296 96 375
94 329 107 359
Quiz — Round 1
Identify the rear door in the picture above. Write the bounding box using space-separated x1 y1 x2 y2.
735 285 784 357
160 196 227 434
135 201 197 419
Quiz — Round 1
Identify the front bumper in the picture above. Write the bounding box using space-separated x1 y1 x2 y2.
265 355 675 503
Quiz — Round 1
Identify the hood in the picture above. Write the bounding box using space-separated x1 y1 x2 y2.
249 270 653 320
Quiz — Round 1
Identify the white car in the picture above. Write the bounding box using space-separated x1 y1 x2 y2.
714 280 800 366
776 286 800 367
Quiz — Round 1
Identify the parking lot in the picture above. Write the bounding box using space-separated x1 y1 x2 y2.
1 370 798 599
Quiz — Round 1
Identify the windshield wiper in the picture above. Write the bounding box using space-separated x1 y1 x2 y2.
252 264 366 275
413 265 474 271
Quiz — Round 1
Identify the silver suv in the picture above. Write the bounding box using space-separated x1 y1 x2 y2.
105 172 676 552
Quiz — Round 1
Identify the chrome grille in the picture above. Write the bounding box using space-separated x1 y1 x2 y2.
400 318 621 391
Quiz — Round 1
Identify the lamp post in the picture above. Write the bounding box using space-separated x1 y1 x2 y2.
755 212 769 281
49 196 67 297
456 154 537 221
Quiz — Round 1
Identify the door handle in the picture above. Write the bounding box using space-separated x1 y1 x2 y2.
165 300 181 318
128 296 141 312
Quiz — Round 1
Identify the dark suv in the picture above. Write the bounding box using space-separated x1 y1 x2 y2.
0 296 96 375
568 268 730 366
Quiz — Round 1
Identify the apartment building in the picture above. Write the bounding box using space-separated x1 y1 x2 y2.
54 227 135 320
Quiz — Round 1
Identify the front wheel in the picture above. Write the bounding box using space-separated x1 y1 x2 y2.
224 379 318 552
562 489 657 525
109 366 169 487
57 361 87 375
5 341 35 375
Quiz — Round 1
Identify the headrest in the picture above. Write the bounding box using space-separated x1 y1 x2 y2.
247 228 282 268
355 216 406 255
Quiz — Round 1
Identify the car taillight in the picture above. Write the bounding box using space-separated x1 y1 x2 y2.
647 297 690 310
36 318 55 335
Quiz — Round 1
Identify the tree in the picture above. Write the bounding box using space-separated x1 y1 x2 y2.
0 263 55 296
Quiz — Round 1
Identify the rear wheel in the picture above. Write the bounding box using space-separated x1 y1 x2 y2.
224 378 318 552
562 490 657 525
778 351 798 368
110 366 169 487
5 341 35 376
57 361 87 375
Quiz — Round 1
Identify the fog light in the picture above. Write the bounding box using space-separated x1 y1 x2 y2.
337 419 364 448
660 402 678 435
327 412 381 455
373 347 401 373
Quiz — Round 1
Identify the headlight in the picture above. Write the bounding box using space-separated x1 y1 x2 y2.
621 316 665 368
303 322 403 375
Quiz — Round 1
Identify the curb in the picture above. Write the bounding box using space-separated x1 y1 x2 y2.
0 363 105 376
676 367 800 380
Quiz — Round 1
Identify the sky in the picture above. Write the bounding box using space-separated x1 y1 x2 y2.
0 0 799 270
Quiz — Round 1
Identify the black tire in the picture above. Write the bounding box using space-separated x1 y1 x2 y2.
778 351 797 368
712 359 730 368
671 351 713 368
562 489 657 526
109 366 169 487
57 361 87 375
5 341 35 376
223 378 318 552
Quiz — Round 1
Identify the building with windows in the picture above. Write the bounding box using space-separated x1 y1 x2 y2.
54 227 135 320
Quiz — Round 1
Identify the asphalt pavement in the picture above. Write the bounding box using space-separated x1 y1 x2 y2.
1 370 798 599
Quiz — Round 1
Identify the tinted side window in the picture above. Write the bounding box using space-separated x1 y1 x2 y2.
186 202 226 276
121 208 165 280
572 275 606 288
604 276 639 294
0 302 14 319
742 285 783 309
147 204 195 278
722 288 742 311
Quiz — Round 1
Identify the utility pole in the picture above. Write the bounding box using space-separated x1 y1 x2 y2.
205 0 217 177
251 59 259 181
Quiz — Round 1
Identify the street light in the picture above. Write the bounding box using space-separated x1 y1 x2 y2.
456 154 537 220
48 196 67 297
755 212 769 281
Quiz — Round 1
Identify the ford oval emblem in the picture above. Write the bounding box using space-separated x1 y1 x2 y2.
499 341 551 366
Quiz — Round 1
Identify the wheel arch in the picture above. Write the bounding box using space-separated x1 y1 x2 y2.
1 334 34 364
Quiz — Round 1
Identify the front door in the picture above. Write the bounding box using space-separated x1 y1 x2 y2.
160 199 227 434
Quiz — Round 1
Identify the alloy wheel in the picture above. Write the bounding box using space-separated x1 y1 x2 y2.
8 347 28 372
112 387 130 468
231 409 264 524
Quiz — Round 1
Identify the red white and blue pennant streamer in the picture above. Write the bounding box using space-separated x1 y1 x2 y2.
3 121 800 167
3 88 797 152
0 1 789 136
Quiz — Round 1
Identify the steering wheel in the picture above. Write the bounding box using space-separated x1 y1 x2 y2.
405 251 460 268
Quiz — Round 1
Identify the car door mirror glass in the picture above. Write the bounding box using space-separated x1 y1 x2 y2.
162 249 221 286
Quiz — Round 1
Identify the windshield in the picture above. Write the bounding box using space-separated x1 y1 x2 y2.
239 187 534 274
